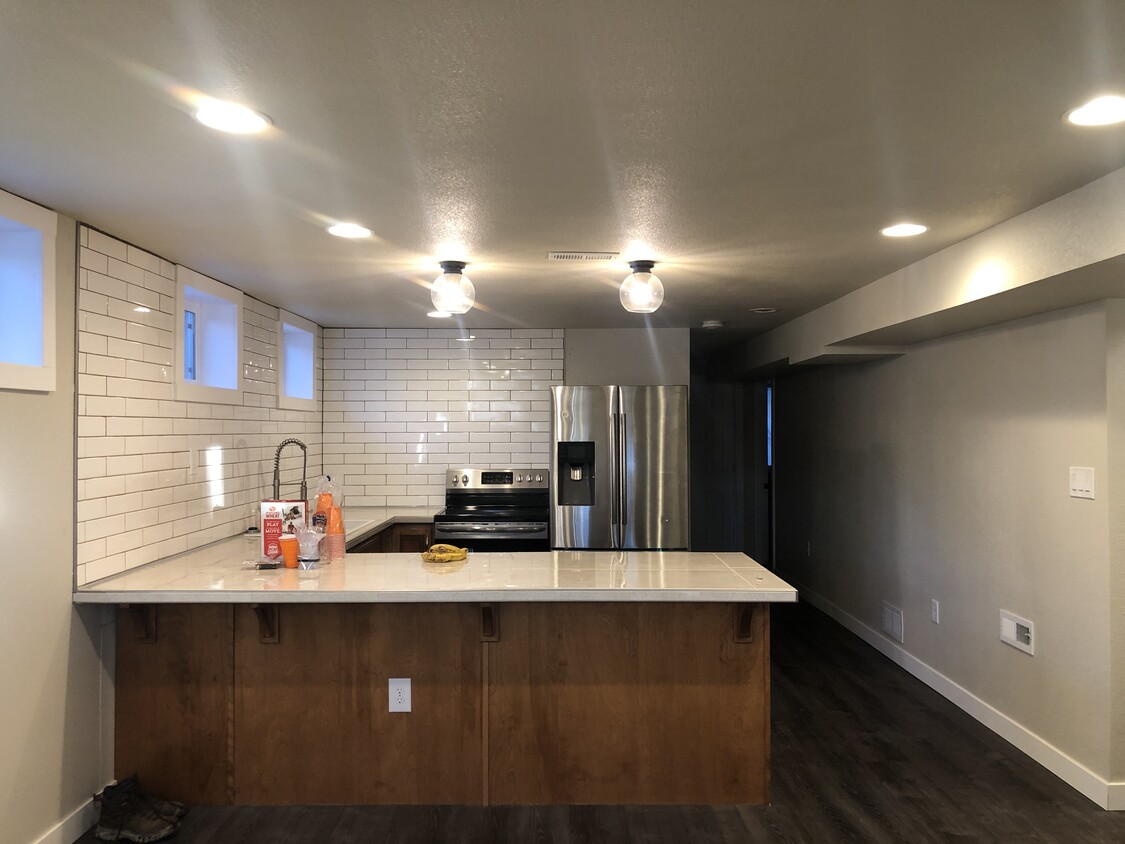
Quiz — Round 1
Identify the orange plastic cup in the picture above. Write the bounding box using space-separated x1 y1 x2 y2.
278 535 299 569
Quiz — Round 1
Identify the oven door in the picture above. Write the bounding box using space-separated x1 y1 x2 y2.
433 521 550 552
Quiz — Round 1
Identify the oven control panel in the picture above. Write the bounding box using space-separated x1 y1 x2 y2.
447 467 549 490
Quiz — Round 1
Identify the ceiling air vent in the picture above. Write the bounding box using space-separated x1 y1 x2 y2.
547 251 620 262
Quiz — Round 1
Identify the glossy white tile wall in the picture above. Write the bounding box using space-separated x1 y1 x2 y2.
75 226 322 585
321 328 563 507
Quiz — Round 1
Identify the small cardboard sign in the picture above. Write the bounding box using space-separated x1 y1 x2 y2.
260 500 307 558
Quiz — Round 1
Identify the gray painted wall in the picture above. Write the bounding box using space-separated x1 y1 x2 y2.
564 328 689 385
774 302 1117 779
0 217 106 842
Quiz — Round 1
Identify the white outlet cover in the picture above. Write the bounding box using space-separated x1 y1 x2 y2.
1069 466 1095 499
388 677 412 712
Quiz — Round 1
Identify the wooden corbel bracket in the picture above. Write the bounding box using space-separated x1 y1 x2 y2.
481 603 499 642
120 603 158 643
250 603 280 643
733 603 755 643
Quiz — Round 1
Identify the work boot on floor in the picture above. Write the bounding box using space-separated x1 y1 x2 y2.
118 774 189 824
94 780 177 843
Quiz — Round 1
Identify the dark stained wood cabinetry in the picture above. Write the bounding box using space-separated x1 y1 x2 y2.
233 603 482 804
115 602 770 806
346 521 433 553
391 523 432 553
487 602 769 804
114 604 234 804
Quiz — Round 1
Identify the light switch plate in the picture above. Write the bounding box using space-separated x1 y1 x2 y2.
1069 466 1095 499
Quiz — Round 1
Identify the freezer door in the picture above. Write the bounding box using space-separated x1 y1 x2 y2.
618 385 690 550
550 385 617 548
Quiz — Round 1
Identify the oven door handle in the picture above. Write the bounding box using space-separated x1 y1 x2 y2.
437 524 547 533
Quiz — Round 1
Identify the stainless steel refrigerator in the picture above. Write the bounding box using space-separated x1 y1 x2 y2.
550 385 689 550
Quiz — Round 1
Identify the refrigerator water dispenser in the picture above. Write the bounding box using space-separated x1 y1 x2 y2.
557 441 595 505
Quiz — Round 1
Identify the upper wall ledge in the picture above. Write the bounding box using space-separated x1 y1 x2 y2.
737 167 1125 375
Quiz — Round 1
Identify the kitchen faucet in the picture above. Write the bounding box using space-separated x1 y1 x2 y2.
272 438 308 501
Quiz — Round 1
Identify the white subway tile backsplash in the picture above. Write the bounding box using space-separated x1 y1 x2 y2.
80 247 109 274
86 313 129 339
76 226 323 586
76 231 566 585
322 327 562 504
106 529 145 556
145 271 174 298
86 271 131 302
125 322 170 348
78 539 106 566
78 416 107 438
107 257 146 285
126 245 161 273
84 555 126 583
143 344 174 366
87 229 128 261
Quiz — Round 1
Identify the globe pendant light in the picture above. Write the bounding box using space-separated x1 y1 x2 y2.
619 260 664 313
431 260 475 314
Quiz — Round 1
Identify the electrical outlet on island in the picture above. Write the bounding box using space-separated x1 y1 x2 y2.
389 677 412 712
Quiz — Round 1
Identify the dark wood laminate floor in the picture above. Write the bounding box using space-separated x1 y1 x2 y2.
80 601 1125 843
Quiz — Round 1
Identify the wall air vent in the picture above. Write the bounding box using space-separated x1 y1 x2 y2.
882 601 904 643
547 251 620 262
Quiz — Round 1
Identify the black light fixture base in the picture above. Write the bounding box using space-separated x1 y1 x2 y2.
628 259 655 273
439 260 467 274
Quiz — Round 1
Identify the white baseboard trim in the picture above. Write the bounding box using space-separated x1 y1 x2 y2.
31 796 98 844
795 585 1125 811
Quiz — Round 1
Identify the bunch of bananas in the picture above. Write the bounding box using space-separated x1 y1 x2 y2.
420 543 469 563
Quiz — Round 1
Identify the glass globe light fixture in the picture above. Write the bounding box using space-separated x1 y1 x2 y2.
619 260 664 314
431 260 475 314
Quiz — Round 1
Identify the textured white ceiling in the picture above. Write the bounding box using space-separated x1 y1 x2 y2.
2 0 1124 334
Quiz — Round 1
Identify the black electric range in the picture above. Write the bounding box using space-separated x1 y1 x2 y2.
433 468 550 552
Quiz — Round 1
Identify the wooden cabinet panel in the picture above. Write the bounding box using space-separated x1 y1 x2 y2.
487 602 769 804
346 528 387 553
233 603 483 804
346 522 433 553
113 601 770 806
392 523 432 553
115 604 234 804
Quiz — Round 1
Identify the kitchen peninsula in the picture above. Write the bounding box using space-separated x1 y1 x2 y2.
75 511 796 807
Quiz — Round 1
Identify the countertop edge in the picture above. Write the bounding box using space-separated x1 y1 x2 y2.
72 588 798 604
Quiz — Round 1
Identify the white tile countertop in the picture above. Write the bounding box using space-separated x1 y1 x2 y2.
73 507 797 604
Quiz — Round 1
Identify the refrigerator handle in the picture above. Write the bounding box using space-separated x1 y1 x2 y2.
618 412 628 526
610 411 620 546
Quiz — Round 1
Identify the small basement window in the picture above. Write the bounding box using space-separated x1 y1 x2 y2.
0 189 56 392
277 309 318 411
175 266 244 404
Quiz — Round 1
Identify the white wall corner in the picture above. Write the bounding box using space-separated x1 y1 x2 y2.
792 582 1121 811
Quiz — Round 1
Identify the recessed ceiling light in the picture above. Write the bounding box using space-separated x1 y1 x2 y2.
1066 95 1125 126
881 223 928 238
455 335 476 341
749 307 778 314
133 306 151 313
701 320 723 329
193 100 271 134
326 222 372 239
427 310 452 318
